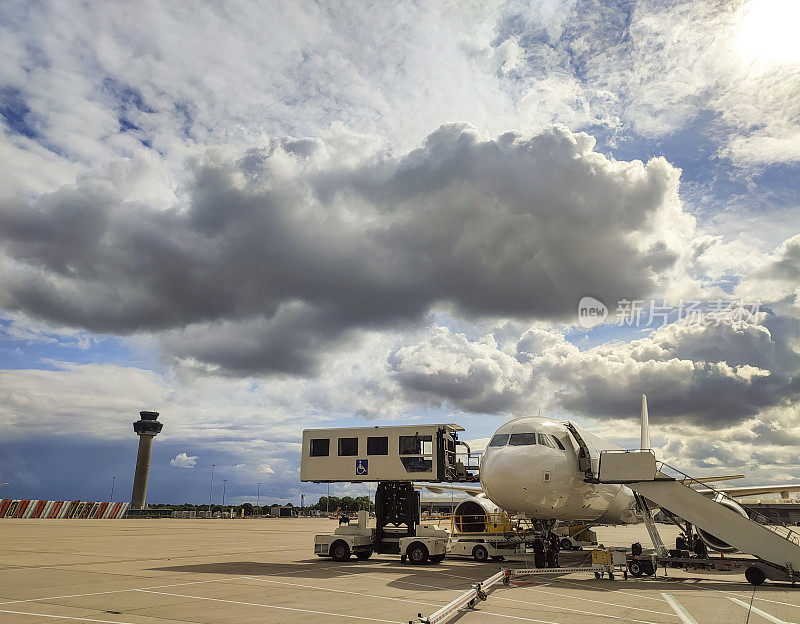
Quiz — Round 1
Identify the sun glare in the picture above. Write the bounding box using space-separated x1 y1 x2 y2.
737 0 800 67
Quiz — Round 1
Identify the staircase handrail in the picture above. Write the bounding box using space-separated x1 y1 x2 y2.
656 460 800 547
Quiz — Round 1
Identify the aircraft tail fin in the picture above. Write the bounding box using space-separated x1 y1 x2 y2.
640 393 650 450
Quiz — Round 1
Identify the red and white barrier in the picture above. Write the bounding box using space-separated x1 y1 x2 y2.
0 499 129 518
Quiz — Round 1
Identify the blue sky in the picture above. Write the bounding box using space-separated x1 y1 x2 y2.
1 0 800 505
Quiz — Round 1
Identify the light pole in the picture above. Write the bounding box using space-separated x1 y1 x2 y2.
257 482 261 514
208 464 216 514
327 483 330 516
222 479 227 508
110 476 116 502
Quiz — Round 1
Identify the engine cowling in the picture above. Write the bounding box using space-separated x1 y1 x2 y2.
453 497 501 533
696 493 748 553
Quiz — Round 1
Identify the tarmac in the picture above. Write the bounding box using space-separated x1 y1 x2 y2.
2 518 800 623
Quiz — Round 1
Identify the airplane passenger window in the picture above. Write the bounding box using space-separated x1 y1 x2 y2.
488 434 509 447
538 433 556 449
508 433 537 445
551 436 566 450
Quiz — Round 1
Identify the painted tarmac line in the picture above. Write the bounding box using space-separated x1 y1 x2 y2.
551 577 670 602
135 589 407 623
0 610 137 623
728 596 795 624
237 574 444 608
661 594 700 624
0 575 253 606
358 572 674 622
490 590 673 624
514 584 678 616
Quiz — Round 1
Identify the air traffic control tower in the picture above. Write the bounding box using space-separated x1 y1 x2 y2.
130 411 163 509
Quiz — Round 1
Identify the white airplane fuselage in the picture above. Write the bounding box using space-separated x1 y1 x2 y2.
479 415 639 524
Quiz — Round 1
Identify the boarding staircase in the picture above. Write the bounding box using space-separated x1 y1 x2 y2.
597 450 800 574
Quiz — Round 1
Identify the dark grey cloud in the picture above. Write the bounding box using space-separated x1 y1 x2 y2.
0 124 696 374
388 313 800 427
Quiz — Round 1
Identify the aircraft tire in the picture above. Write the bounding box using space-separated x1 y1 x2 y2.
745 566 766 586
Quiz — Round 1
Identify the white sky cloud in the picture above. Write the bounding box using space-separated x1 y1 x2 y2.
1 0 799 500
169 452 197 469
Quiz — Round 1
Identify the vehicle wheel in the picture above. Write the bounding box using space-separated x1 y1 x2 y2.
491 556 505 561
560 538 573 551
472 545 489 562
330 540 351 562
745 566 766 586
407 542 429 565
642 561 655 576
355 550 372 560
594 571 602 579
430 554 445 564
608 571 615 581
628 560 645 577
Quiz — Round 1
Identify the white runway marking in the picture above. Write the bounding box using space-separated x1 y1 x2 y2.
135 589 406 623
491 590 672 624
552 577 669 602
0 576 252 606
238 575 444 608
661 594 700 624
728 596 794 624
0 609 137 623
513 584 677 616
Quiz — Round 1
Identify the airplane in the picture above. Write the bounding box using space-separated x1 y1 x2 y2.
419 395 800 553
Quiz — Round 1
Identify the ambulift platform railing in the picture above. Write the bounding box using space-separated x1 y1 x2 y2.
597 449 800 574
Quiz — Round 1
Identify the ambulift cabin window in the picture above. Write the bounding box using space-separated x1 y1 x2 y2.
489 434 509 447
367 436 388 455
509 433 537 445
399 434 433 472
338 437 359 456
310 438 330 457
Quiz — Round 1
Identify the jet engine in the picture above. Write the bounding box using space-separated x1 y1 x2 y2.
453 497 502 533
695 493 749 553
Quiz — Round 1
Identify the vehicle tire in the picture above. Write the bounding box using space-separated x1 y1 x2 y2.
608 571 615 581
407 542 429 565
628 560 645 578
472 545 489 562
491 556 505 561
430 554 445 564
330 540 351 562
745 566 766 586
560 538 573 551
355 550 372 560
642 561 655 576
594 571 602 579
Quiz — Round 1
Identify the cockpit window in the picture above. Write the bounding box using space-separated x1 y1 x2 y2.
551 435 566 450
488 434 509 447
509 433 537 446
537 433 556 449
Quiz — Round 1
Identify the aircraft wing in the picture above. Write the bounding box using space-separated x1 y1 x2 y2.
696 484 800 498
413 483 485 497
685 474 744 485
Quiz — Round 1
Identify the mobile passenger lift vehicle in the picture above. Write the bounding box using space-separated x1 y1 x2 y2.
301 424 479 564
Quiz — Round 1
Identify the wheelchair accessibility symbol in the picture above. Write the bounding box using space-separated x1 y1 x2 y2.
355 459 368 476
